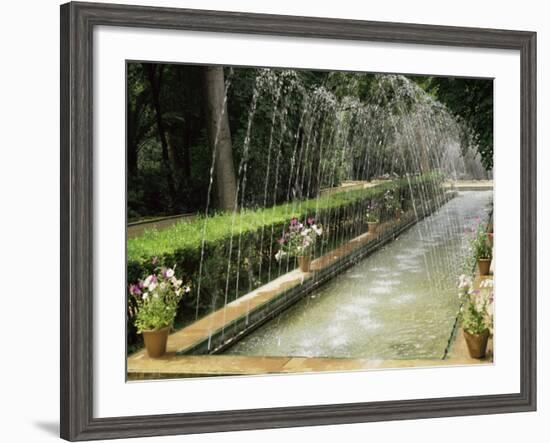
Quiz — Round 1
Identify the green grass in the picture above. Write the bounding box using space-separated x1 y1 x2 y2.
127 173 442 262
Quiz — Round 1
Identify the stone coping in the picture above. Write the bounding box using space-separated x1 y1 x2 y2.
127 353 490 380
444 180 493 191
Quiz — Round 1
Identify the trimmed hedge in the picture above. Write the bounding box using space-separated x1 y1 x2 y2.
127 173 445 350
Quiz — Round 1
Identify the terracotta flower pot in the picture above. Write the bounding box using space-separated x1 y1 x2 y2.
297 255 312 273
477 258 492 276
367 222 380 235
463 329 490 359
142 325 171 358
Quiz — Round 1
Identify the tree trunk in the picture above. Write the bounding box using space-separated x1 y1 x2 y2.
145 63 177 209
127 110 138 176
416 131 431 173
182 119 192 179
166 132 183 191
202 66 237 212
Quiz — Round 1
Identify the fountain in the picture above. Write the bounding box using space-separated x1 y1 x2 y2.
225 191 492 359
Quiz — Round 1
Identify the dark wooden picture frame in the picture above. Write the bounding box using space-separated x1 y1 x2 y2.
60 2 536 441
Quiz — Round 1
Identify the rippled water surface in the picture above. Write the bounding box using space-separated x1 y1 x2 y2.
225 191 493 359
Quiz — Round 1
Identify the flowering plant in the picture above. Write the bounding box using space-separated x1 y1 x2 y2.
471 223 492 260
457 274 494 335
129 265 190 333
364 201 380 223
275 217 322 260
383 188 401 213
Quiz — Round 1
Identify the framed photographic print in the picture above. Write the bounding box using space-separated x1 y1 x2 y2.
60 1 536 441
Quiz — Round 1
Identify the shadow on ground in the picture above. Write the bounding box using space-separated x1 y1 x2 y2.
33 421 59 437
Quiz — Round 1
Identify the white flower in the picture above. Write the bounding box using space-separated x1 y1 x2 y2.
143 275 154 288
301 228 311 236
142 292 149 300
165 268 175 278
148 281 158 292
471 292 487 313
184 286 191 293
170 276 183 287
312 224 323 236
275 250 286 261
457 274 472 290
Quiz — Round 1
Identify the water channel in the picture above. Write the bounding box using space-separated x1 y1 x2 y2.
225 190 492 360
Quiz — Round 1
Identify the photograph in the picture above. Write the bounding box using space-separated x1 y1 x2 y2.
125 62 495 379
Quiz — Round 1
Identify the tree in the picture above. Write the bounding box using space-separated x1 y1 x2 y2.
202 66 238 211
127 64 153 177
145 63 177 208
418 77 494 170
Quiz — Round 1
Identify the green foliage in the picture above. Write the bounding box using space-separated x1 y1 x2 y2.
457 241 494 336
461 295 490 335
128 174 440 262
382 187 401 213
127 62 211 217
414 76 493 170
364 202 381 223
458 276 493 335
471 224 492 260
134 293 178 333
129 266 188 333
127 63 484 220
275 218 322 259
